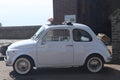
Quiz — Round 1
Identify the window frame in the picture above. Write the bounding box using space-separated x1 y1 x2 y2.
73 29 92 42
42 28 70 42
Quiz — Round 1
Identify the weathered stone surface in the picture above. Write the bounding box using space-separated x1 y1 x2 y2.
0 26 40 39
111 9 120 63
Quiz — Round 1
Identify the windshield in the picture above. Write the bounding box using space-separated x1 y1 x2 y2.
31 26 45 40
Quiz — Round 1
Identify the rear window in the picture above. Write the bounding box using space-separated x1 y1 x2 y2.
73 29 92 42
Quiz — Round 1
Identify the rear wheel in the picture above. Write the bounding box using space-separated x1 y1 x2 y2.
85 56 103 73
13 57 33 75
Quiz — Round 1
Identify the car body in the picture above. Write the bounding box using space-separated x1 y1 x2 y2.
4 23 112 75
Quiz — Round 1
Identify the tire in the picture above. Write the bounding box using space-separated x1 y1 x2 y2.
85 56 103 73
13 57 33 75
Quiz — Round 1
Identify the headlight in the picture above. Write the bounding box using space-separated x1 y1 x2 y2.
6 50 10 56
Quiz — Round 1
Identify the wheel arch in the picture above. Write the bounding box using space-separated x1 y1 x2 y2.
14 55 36 67
84 53 105 65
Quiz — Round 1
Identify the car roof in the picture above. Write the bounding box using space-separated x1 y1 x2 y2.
43 23 90 30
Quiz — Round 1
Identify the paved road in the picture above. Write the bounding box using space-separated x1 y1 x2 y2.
0 61 120 80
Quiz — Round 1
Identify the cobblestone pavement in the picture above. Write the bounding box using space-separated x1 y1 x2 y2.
0 61 120 80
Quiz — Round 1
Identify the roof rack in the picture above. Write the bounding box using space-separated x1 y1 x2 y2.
62 22 73 26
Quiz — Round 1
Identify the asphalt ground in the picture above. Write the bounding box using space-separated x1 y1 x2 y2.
0 61 120 80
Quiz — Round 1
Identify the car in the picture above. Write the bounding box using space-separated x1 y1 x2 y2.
4 22 112 75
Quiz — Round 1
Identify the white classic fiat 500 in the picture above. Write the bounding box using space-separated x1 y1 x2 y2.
5 23 111 75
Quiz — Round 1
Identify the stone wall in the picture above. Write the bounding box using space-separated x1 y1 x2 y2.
0 26 40 39
110 9 120 63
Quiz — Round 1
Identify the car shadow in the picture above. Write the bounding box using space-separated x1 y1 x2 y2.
9 66 120 80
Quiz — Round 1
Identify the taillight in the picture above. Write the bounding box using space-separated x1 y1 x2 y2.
107 46 112 55
108 48 112 55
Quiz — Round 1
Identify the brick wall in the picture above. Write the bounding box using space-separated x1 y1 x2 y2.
77 0 111 37
53 0 77 24
0 26 40 39
53 0 112 37
53 0 120 63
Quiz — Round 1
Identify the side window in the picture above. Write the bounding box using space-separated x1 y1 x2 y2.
73 29 92 42
43 29 70 42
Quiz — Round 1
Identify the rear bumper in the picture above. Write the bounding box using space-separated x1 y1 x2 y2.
106 56 112 63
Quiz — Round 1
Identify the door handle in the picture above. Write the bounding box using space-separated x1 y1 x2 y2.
66 45 73 47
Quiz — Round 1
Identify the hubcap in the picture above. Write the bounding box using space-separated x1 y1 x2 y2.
87 57 103 72
14 58 31 74
17 60 29 72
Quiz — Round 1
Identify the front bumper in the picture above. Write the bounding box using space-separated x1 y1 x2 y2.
4 56 12 66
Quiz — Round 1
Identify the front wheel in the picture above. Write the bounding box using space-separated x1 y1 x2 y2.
85 56 103 73
13 57 33 75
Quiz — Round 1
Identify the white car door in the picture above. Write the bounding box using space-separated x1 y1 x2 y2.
37 28 73 66
72 29 93 65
